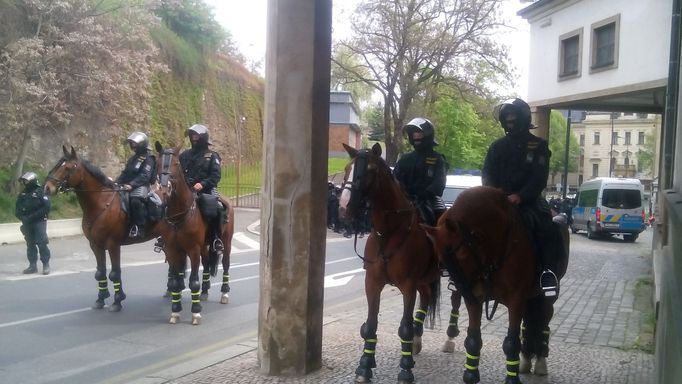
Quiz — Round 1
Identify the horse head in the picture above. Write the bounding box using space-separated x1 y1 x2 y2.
338 142 393 222
44 146 84 196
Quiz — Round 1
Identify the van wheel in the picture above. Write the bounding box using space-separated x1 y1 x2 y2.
587 222 597 239
623 234 638 242
570 224 578 234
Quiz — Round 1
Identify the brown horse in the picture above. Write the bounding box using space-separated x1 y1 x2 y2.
155 142 234 325
422 186 569 384
339 143 440 384
44 146 166 311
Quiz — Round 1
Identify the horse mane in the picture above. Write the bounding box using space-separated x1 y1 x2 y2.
80 158 116 188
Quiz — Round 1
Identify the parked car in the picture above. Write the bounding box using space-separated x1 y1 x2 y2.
442 174 482 208
571 177 646 242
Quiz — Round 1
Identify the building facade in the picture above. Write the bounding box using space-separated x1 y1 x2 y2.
328 91 362 157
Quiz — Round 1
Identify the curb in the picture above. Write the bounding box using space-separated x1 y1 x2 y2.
0 219 82 245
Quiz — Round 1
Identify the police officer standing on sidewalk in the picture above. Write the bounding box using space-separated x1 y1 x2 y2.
16 172 52 275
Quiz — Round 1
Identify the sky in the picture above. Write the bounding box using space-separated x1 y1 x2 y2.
204 0 530 99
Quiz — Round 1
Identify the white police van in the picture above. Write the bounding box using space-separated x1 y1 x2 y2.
442 174 482 208
571 177 646 242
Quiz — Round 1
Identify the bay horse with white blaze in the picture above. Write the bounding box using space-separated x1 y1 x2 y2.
155 142 234 325
422 186 569 384
339 143 440 384
44 146 166 311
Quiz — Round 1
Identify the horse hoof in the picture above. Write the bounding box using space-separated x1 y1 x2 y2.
109 303 122 312
191 313 202 325
533 357 548 375
199 292 209 301
220 293 229 304
441 339 456 353
354 375 370 383
413 336 422 355
169 312 180 324
519 354 532 373
92 300 105 310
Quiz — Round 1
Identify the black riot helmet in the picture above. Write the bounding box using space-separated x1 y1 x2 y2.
404 117 437 149
126 132 149 154
496 98 533 135
186 124 210 148
19 171 39 187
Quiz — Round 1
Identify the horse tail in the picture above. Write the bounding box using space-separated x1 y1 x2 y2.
208 247 220 277
426 276 441 327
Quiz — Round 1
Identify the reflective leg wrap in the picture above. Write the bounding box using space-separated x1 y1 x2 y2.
169 276 183 313
398 319 415 382
413 309 427 337
355 322 377 380
95 269 110 300
447 310 460 338
463 328 482 384
540 326 550 357
109 269 126 303
201 272 211 293
190 276 201 313
221 273 230 293
503 330 521 384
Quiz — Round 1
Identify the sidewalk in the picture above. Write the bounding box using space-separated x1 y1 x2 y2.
134 231 656 384
0 218 83 245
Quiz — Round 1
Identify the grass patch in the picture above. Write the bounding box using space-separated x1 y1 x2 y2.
632 276 656 353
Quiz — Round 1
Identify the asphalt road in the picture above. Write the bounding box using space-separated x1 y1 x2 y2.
0 209 369 384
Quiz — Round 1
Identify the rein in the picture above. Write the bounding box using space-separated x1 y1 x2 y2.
353 207 415 264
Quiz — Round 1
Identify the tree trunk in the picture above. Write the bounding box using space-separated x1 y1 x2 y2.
9 125 33 194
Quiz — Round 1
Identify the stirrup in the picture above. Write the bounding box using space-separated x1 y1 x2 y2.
153 237 164 253
540 269 559 297
129 225 139 238
212 238 224 252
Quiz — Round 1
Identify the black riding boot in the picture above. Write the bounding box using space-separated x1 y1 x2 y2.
537 224 559 297
212 208 225 254
23 263 38 274
129 198 147 239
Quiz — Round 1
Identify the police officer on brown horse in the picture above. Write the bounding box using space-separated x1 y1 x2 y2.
482 98 561 296
116 132 155 240
393 117 448 226
179 124 225 255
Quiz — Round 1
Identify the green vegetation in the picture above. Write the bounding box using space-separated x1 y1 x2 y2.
632 276 656 353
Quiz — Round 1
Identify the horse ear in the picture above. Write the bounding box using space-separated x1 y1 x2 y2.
154 141 163 154
371 143 382 157
70 146 77 159
342 143 358 158
62 145 69 157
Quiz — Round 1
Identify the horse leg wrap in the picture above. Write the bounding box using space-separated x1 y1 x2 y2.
95 269 110 301
355 323 377 380
190 277 202 313
503 331 521 384
108 269 126 303
169 276 183 313
221 273 230 293
463 329 482 384
540 326 550 357
201 272 211 293
447 310 460 338
413 309 427 337
398 320 415 372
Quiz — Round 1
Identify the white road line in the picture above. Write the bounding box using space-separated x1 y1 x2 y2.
0 307 92 329
233 232 260 249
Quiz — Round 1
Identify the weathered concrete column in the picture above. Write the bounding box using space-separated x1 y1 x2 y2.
258 0 332 376
532 105 551 140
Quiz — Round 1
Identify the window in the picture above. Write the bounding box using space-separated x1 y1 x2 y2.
577 189 598 207
624 131 631 145
580 134 585 147
602 189 641 209
591 164 599 179
610 157 616 173
558 28 583 79
611 132 618 145
590 15 620 72
594 132 600 145
638 132 645 145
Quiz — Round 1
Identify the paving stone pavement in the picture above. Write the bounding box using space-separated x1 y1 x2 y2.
159 230 655 384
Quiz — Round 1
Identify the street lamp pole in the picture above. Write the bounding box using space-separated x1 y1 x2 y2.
609 112 615 177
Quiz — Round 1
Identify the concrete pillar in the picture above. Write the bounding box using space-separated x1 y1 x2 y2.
532 105 551 141
258 0 332 376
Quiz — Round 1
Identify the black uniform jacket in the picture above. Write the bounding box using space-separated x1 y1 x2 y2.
15 184 50 224
482 130 551 204
393 148 448 199
179 148 222 192
116 152 156 188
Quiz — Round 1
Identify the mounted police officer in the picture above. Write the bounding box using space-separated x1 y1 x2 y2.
482 98 560 296
179 124 225 255
116 132 155 240
16 172 52 275
393 117 448 226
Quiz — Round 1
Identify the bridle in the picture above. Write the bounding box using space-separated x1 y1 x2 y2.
158 147 195 227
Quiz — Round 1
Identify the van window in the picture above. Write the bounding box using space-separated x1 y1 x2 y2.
577 189 598 207
601 189 641 209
